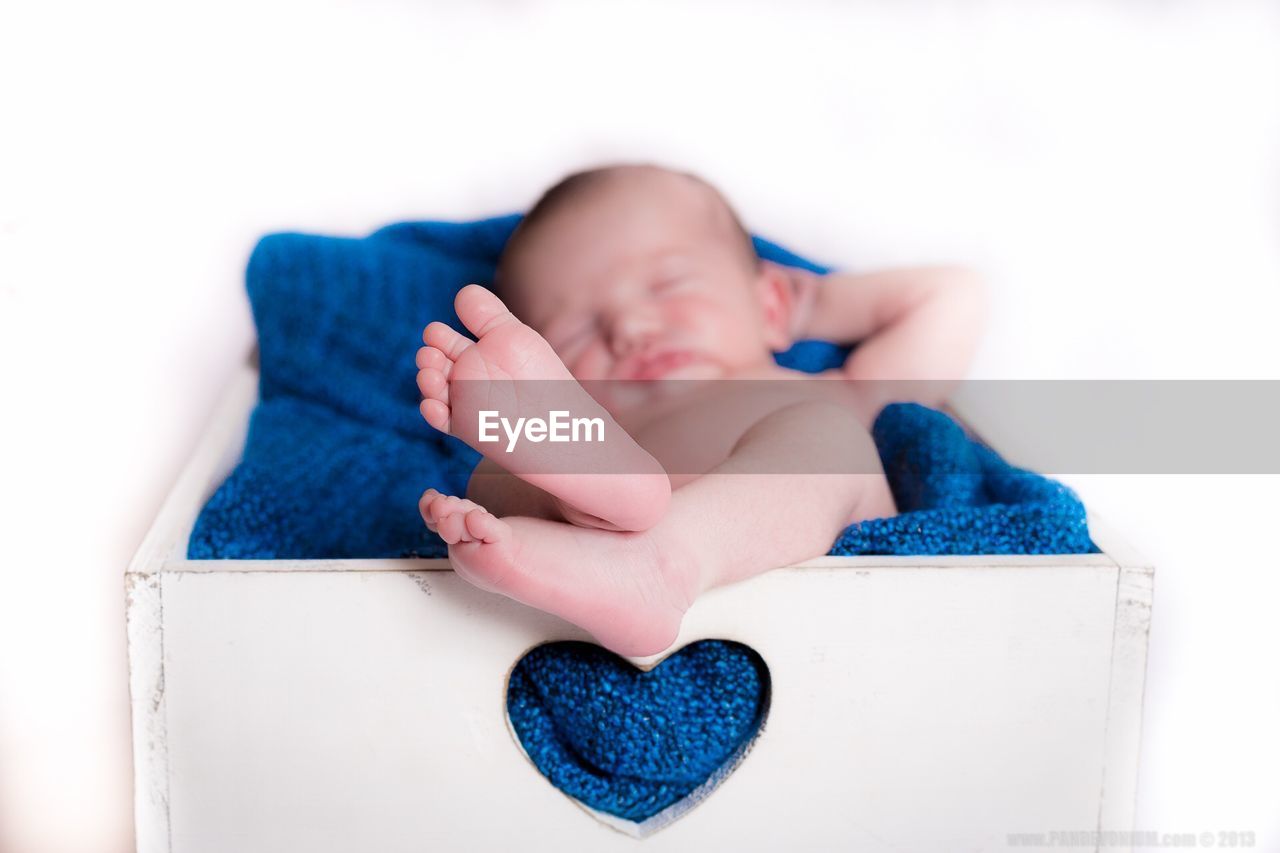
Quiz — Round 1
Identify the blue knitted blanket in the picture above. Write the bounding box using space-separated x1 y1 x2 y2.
188 214 1095 824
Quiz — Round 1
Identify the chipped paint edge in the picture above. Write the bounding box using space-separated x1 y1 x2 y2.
1096 561 1155 845
126 570 171 853
1085 512 1155 852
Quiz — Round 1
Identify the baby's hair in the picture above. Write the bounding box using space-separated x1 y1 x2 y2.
495 163 759 300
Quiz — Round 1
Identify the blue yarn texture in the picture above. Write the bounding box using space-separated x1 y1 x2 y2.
187 214 1096 822
507 641 769 824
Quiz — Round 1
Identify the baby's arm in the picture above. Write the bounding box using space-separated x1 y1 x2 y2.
776 263 986 406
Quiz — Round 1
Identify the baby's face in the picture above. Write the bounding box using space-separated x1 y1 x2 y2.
504 174 786 383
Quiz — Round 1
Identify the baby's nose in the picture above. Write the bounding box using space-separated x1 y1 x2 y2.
607 309 661 357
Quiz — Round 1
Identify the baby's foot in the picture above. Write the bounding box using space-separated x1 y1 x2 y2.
420 488 696 657
416 285 669 531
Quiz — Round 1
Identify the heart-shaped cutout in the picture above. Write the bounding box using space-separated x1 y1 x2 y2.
505 640 771 836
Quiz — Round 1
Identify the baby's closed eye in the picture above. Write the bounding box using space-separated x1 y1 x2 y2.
652 275 694 294
554 321 598 355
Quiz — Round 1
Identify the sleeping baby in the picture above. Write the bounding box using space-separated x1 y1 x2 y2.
415 164 984 656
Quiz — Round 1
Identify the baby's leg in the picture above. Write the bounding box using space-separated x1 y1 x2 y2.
464 456 643 532
661 400 896 591
424 399 893 657
417 285 670 532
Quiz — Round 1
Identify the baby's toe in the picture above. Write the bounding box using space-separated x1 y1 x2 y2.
438 511 470 544
419 489 442 530
416 345 451 374
430 495 468 523
463 507 508 544
424 321 473 361
420 398 451 432
417 367 449 403
454 284 519 340
426 495 454 524
442 495 473 517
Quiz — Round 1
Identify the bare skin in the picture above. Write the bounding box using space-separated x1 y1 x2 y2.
419 286 893 655
415 166 983 657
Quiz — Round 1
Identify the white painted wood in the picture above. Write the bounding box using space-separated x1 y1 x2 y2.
1088 515 1155 839
127 359 1155 852
125 571 170 853
155 566 1121 853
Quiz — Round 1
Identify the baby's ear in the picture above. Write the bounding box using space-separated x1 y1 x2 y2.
754 262 795 351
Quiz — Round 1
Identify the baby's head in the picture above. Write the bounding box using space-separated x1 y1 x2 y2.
495 164 794 382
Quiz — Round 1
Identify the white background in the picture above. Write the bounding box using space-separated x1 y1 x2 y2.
2 1 1278 850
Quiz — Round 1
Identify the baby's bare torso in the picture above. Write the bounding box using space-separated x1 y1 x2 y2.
603 363 864 489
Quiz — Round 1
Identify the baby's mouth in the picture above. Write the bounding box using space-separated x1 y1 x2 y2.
622 349 700 381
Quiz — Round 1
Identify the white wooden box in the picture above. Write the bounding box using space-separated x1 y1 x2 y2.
127 362 1153 853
